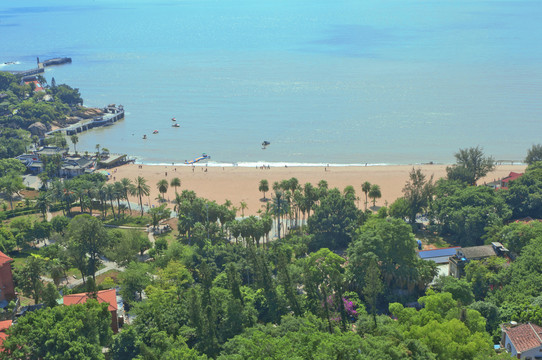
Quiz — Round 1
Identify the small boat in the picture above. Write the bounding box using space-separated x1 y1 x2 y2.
172 123 180 127
143 135 147 139
153 130 159 134
171 117 176 121
185 153 210 164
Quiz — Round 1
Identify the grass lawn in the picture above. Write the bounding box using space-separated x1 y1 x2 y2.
19 295 35 307
4 213 43 226
64 264 106 280
96 270 121 286
10 248 40 271
155 230 179 245
104 215 151 227
415 230 451 249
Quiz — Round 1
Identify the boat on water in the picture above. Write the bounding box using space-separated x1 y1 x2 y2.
172 123 180 128
171 117 176 121
153 130 159 134
184 153 210 165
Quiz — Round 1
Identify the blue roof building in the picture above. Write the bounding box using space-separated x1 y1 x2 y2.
417 247 461 264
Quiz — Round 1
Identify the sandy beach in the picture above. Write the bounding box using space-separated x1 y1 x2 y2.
106 164 526 216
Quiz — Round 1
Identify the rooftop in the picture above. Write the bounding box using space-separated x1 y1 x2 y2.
503 323 542 353
0 251 13 267
63 289 117 312
458 245 496 260
418 247 460 264
0 320 12 332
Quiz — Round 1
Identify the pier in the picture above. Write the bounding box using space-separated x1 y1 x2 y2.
1 57 72 77
46 105 124 137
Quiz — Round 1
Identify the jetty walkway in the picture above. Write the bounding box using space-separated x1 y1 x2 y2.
46 105 124 137
2 57 71 78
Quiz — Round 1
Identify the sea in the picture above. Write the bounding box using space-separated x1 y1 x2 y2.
1 0 541 166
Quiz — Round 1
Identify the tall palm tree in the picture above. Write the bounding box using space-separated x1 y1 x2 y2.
85 184 97 216
97 184 108 218
119 178 132 214
170 177 181 194
70 134 79 154
271 191 288 240
35 193 51 220
157 179 169 202
114 181 125 216
240 201 248 217
259 179 269 200
361 181 371 210
61 181 76 216
131 176 150 216
368 184 382 208
105 183 118 219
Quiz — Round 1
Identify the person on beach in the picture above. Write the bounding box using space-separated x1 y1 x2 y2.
165 172 167 176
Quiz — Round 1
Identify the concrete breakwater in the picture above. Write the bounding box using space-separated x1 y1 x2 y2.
2 57 72 78
46 105 124 137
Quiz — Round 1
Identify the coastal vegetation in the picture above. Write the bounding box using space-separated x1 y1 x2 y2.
1 143 542 358
0 71 85 160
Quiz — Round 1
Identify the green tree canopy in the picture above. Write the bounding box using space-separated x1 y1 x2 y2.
446 146 495 185
525 144 542 165
1 300 112 359
307 188 364 250
430 179 511 246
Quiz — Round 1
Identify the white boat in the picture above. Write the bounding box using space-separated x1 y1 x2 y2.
172 123 180 127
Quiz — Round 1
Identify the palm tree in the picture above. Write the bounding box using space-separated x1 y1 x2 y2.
131 176 150 216
105 184 118 219
157 179 169 202
170 177 181 194
361 181 371 210
368 184 382 208
97 184 108 218
35 193 51 220
119 178 132 215
271 191 289 240
70 134 79 154
114 181 125 216
259 179 269 200
240 201 248 217
61 181 76 216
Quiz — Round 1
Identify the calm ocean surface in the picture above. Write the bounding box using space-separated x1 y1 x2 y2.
1 0 541 165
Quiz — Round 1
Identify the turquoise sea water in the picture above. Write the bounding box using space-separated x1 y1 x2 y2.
1 0 541 165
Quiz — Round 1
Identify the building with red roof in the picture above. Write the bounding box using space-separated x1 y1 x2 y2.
501 172 523 190
501 322 542 358
63 289 119 333
0 320 12 349
0 252 16 305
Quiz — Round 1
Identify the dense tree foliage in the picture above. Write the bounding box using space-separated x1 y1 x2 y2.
525 144 542 165
502 162 542 219
1 300 112 359
308 188 364 250
430 179 511 246
446 146 495 185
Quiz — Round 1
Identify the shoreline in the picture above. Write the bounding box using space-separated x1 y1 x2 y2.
106 163 527 217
